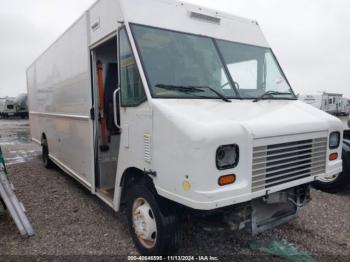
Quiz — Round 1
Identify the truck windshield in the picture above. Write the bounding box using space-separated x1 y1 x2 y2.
131 24 295 100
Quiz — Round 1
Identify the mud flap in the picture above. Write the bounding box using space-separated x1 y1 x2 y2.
0 147 34 238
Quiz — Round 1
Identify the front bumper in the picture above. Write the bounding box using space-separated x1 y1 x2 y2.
157 173 326 210
186 185 311 235
320 159 343 180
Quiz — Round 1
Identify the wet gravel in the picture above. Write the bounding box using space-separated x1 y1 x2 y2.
0 119 349 261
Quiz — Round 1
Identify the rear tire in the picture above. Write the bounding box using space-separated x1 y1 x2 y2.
42 142 53 169
126 181 181 256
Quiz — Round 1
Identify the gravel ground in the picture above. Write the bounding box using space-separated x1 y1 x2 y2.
0 119 349 261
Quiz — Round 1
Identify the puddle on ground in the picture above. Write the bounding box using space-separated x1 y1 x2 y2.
0 130 31 145
0 119 40 166
5 149 41 166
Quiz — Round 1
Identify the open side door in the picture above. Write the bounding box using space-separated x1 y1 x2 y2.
90 35 121 206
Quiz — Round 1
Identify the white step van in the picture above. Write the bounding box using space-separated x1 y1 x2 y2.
27 0 343 255
0 98 16 118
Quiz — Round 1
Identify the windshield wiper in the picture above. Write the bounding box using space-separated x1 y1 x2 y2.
253 91 292 102
156 84 232 103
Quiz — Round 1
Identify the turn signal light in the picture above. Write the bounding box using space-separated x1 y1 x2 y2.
218 175 236 186
329 153 338 161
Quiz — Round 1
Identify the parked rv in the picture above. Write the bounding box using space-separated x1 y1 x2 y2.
340 97 350 116
300 92 344 115
299 94 324 110
0 98 4 116
324 93 343 115
0 98 16 119
27 0 343 255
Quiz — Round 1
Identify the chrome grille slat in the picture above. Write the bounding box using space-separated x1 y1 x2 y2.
252 169 324 190
253 151 325 165
252 164 325 184
253 145 327 160
252 172 321 192
252 155 326 172
252 137 327 192
253 161 326 178
253 139 327 154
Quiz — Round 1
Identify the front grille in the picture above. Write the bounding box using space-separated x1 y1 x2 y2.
252 138 327 192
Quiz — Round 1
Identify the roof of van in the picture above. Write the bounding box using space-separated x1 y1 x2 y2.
118 0 267 46
28 0 269 69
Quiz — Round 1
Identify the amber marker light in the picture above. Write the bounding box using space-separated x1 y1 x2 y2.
218 175 236 186
329 153 338 161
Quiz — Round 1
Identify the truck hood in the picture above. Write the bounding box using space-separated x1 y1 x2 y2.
152 99 342 139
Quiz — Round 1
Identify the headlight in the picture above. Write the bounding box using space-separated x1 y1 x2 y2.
329 132 340 149
216 145 239 170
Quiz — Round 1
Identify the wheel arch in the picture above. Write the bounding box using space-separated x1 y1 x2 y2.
119 167 156 205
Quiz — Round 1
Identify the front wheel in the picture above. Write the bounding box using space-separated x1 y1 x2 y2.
127 183 181 256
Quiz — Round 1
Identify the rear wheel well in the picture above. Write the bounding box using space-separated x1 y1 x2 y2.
40 132 53 168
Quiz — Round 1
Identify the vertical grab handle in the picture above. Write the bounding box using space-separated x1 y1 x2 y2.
113 88 121 129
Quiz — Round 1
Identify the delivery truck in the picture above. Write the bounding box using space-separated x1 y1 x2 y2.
27 0 343 255
0 98 16 119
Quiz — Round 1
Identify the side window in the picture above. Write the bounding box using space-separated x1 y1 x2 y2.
119 28 146 107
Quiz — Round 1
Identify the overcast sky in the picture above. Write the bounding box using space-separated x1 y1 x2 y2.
0 0 349 98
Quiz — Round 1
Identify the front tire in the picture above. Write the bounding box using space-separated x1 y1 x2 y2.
126 182 181 256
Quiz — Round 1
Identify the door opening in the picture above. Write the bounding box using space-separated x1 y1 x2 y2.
91 37 120 202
